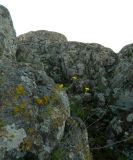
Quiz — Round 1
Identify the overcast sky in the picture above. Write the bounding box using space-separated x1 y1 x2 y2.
0 0 133 52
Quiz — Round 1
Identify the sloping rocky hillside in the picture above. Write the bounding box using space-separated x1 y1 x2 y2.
0 4 133 160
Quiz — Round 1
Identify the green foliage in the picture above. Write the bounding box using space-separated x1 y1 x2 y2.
70 102 88 121
51 148 64 160
70 99 88 120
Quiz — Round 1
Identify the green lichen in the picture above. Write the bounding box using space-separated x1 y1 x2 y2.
0 119 6 130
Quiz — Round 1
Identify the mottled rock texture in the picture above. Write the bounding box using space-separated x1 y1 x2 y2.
0 5 16 59
0 5 91 160
1 4 133 160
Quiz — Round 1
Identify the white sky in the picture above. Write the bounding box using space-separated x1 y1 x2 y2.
0 0 133 52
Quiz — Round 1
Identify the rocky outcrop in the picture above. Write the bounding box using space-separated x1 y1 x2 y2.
16 33 116 158
16 30 67 70
0 5 92 160
1 4 133 160
16 29 133 159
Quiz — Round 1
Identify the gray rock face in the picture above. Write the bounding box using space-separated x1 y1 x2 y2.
0 60 70 160
104 44 133 160
1 4 133 160
0 5 16 59
15 23 133 160
110 43 133 111
17 37 117 96
16 30 67 70
0 5 92 160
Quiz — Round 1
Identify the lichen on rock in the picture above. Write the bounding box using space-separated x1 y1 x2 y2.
1 4 133 160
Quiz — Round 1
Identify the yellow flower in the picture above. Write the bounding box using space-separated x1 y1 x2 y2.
53 84 64 91
43 96 49 103
15 84 25 95
71 76 78 80
85 87 90 93
58 84 63 89
13 106 21 114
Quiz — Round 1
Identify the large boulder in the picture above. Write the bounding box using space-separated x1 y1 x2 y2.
16 30 67 70
0 5 70 160
0 62 70 160
0 34 71 159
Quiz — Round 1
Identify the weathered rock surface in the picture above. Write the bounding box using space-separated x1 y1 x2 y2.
16 30 133 159
0 5 92 160
54 117 92 160
0 5 16 59
106 44 133 160
111 43 133 110
1 4 133 160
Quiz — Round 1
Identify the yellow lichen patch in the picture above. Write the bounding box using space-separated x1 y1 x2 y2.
12 101 28 116
35 95 49 106
43 95 49 103
27 127 34 134
19 137 32 152
15 84 25 95
35 97 44 106
12 106 21 115
20 101 27 109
